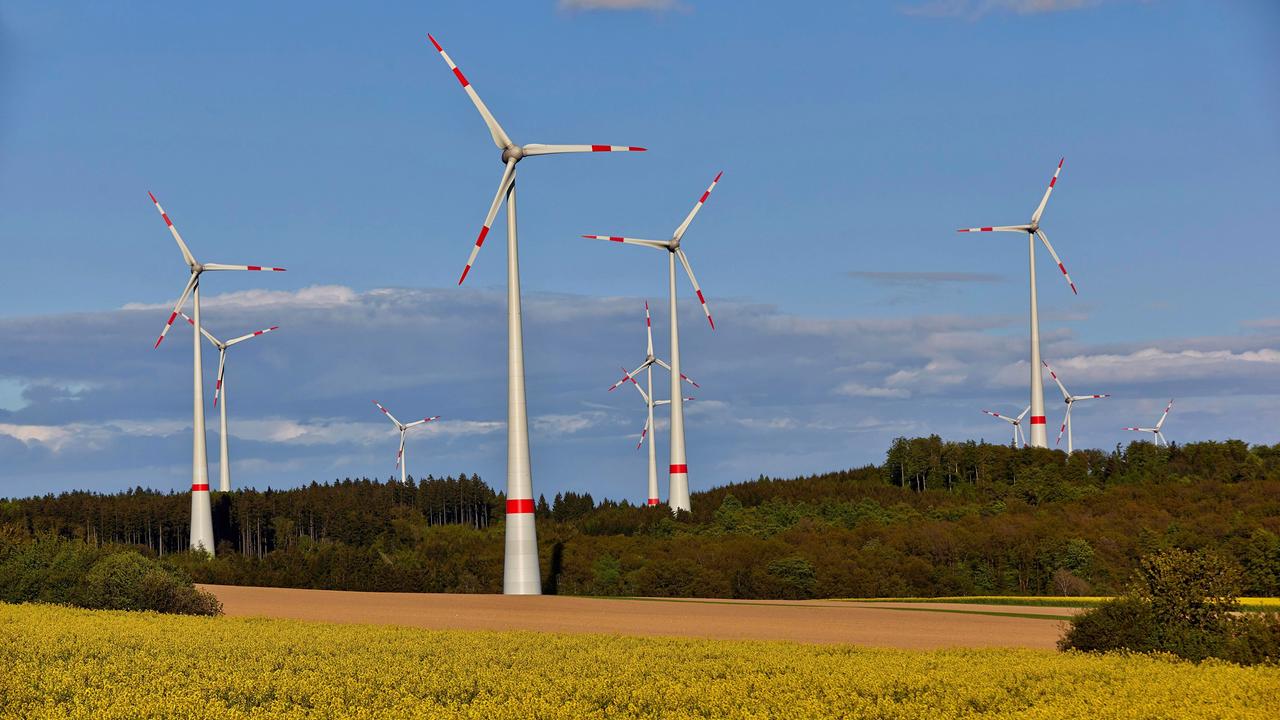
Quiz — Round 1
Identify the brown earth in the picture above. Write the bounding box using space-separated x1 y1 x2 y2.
201 584 1078 650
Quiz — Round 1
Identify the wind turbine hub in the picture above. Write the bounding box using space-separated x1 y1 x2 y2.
501 145 524 163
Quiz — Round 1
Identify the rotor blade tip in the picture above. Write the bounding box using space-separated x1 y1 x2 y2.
147 191 157 203
714 171 723 181
427 34 442 51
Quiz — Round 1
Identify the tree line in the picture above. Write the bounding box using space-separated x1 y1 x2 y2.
2 439 1279 599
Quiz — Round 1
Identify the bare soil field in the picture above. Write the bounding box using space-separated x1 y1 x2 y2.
201 584 1078 650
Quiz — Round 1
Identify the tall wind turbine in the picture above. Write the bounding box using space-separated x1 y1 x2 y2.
582 172 722 513
1042 360 1109 454
179 312 279 491
149 192 285 555
959 159 1077 448
373 401 440 484
426 33 644 594
1124 399 1174 447
607 302 698 506
982 406 1030 448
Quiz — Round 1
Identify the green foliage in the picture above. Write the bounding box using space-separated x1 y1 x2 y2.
1 438 1278 602
0 534 220 616
1061 548 1280 666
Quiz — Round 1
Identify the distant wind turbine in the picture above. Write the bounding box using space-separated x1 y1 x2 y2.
180 312 279 492
959 159 1078 449
1124 399 1174 447
1042 360 1109 454
427 33 645 594
373 401 440 484
607 302 698 506
582 172 723 513
982 406 1030 448
148 192 286 555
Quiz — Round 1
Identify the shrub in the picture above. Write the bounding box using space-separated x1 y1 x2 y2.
1058 595 1157 653
1223 612 1280 666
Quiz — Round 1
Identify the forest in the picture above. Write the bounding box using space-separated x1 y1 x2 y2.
3 438 1279 600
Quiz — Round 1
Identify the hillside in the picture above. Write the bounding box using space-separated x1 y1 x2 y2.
3 438 1279 599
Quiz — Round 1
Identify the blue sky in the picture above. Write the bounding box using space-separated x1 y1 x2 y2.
1 1 1278 501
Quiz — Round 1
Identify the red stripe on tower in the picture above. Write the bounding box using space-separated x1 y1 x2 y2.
192 484 210 492
1030 416 1047 425
670 464 688 473
647 498 660 506
506 498 535 514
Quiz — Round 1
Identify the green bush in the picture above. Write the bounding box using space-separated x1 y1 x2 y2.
1060 548 1277 665
0 535 221 616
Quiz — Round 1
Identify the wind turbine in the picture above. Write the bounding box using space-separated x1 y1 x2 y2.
373 401 441 484
1124 399 1174 447
178 312 279 491
1042 360 1109 454
959 158 1077 448
149 192 285 555
982 406 1030 448
582 172 722 513
427 33 644 595
607 302 698 506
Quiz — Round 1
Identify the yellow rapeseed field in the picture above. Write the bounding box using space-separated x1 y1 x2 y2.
2 602 1278 719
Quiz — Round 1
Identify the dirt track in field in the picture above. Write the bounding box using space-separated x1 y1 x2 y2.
201 585 1077 650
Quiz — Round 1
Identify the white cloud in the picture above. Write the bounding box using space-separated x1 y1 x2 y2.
836 382 911 399
903 0 1138 18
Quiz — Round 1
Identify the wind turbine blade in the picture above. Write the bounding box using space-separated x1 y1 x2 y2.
148 192 197 267
225 325 280 347
1056 404 1071 446
1156 399 1174 429
636 417 649 450
1042 360 1071 401
653 358 701 388
1017 405 1031 422
608 363 645 392
178 311 223 347
580 235 671 250
213 350 227 408
1072 394 1110 401
404 415 441 429
1036 230 1077 295
396 433 405 469
426 34 513 150
982 409 1016 425
675 248 714 329
1031 158 1064 226
673 171 723 241
522 144 646 156
202 263 287 272
459 160 517 285
373 401 403 428
154 274 198 349
644 301 653 357
956 225 1030 233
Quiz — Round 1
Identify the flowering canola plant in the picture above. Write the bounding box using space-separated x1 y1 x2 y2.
1 603 1277 719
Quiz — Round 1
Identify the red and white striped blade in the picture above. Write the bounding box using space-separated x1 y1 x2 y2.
148 191 197 267
404 415 441 428
396 433 405 469
636 418 649 450
674 171 723 241
608 365 639 392
1042 360 1071 400
1031 158 1064 226
213 350 227 408
1035 230 1077 295
203 263 287 272
982 409 1014 424
426 34 512 150
373 400 402 428
226 325 280 347
1056 405 1070 446
956 225 1030 233
522 144 646 156
644 301 653 357
460 160 516 285
178 311 223 347
154 274 198 349
1156 399 1174 429
676 248 714 329
652 357 698 388
1072 394 1110 400
581 235 670 250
